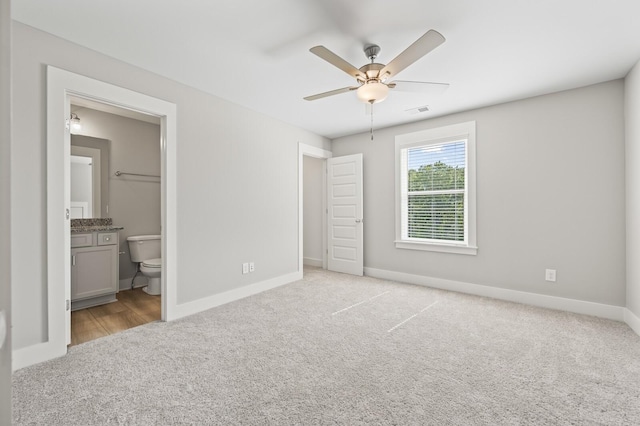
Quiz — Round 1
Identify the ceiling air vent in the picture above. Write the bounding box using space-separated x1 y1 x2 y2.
405 105 430 115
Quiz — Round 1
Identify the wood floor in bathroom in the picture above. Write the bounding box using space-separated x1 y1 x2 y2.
70 287 161 346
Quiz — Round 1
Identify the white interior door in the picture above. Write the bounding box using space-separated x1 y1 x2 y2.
327 154 363 276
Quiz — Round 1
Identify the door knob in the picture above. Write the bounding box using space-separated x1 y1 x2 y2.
355 219 362 223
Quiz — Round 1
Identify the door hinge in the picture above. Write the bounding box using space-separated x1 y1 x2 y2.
66 299 70 311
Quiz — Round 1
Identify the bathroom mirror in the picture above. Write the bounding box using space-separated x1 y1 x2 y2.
70 135 110 218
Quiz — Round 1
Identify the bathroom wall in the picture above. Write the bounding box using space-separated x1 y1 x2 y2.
303 156 324 266
11 22 330 350
70 108 161 287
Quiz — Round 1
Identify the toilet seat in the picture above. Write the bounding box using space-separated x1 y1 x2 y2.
140 258 162 296
142 258 161 268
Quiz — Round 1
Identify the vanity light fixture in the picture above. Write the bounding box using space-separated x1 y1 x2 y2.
70 113 82 132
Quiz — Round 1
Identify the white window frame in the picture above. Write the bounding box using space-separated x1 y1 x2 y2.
395 121 477 255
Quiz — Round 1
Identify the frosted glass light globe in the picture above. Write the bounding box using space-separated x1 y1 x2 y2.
356 81 389 104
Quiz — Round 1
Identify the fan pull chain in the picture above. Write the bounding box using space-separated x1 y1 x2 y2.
370 100 374 141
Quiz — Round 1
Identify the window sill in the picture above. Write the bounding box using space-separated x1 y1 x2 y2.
395 240 478 256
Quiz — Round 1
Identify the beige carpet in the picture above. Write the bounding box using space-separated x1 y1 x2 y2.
12 268 640 425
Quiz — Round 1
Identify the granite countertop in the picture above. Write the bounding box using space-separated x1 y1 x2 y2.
71 225 124 233
70 218 124 233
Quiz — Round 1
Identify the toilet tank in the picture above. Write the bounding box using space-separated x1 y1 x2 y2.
127 235 161 262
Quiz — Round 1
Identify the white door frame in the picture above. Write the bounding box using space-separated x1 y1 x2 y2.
13 66 178 370
298 143 332 274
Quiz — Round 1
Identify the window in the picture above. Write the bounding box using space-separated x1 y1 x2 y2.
395 121 477 255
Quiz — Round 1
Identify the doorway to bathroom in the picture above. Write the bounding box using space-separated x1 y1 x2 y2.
30 66 179 370
68 99 163 346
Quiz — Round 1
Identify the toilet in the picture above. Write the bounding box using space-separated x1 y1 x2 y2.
127 235 162 295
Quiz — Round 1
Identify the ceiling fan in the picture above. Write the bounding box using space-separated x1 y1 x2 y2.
304 30 449 105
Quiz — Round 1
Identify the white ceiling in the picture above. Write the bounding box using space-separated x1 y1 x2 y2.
13 0 640 139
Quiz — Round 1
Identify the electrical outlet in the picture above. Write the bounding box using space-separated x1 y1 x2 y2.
249 262 255 272
545 269 557 282
242 263 249 274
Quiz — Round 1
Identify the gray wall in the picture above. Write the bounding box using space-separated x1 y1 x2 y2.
11 22 330 350
0 0 11 420
303 156 324 264
626 60 640 317
332 80 626 306
72 109 161 282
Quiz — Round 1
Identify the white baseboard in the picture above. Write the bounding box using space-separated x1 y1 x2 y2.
119 278 131 291
624 308 640 337
171 271 303 320
119 276 147 291
303 257 323 267
364 267 625 321
16 269 633 372
13 271 302 371
13 341 66 372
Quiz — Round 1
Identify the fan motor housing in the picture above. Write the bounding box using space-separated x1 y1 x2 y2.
358 63 385 82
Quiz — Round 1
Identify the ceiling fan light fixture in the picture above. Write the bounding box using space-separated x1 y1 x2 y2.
304 30 447 106
356 81 389 104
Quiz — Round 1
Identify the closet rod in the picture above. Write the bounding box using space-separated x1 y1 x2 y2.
114 170 160 178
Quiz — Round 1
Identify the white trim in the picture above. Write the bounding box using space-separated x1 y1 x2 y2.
12 342 62 372
298 143 332 273
394 240 478 255
171 271 302 320
26 66 178 370
303 257 323 267
118 277 147 291
395 121 477 255
119 278 130 291
14 272 301 370
624 308 640 337
364 267 624 321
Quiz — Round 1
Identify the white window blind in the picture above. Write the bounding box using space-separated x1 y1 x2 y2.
403 140 466 242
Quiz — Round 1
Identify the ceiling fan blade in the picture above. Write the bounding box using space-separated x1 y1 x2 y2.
379 30 445 80
304 86 358 101
310 46 366 80
388 80 449 95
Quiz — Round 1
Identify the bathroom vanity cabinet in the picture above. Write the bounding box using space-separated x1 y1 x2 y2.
71 231 119 310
